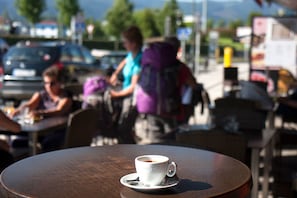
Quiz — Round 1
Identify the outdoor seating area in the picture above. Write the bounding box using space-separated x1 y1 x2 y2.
1 0 297 197
1 71 297 197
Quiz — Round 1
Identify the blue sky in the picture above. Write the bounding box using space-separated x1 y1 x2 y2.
177 0 242 2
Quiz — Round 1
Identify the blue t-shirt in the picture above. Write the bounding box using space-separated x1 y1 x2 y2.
122 51 142 89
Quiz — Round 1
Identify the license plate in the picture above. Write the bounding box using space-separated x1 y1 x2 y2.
13 69 36 77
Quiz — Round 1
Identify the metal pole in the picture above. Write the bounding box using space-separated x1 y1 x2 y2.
201 0 207 33
195 13 201 76
165 16 171 37
192 0 196 73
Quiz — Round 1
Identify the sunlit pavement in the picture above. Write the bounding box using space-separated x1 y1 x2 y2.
190 61 250 125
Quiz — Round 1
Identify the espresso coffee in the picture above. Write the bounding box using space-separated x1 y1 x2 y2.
144 160 156 163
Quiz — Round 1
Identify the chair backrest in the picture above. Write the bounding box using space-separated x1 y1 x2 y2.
64 108 100 148
213 97 267 132
63 83 83 100
63 83 83 112
176 128 248 163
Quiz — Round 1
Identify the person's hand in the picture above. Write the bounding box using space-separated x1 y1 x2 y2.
109 73 118 86
109 89 118 98
10 108 21 118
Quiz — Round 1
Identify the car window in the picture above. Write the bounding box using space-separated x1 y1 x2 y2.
61 47 72 62
81 46 95 64
100 54 126 69
5 46 57 63
68 46 83 63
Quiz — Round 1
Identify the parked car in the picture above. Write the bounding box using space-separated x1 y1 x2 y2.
0 38 9 75
98 51 126 80
0 41 102 102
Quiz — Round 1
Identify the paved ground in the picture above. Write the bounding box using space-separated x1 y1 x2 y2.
189 61 250 125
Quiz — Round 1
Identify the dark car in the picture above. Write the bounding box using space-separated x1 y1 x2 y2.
98 51 126 79
0 41 102 102
0 38 9 75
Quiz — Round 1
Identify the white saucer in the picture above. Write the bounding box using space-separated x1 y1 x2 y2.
120 173 179 191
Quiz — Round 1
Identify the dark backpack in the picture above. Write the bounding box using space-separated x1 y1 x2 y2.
136 42 181 116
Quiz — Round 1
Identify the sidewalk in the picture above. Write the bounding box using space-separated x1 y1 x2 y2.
190 62 250 125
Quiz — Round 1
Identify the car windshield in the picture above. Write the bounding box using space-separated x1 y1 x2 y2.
100 53 126 69
5 46 58 63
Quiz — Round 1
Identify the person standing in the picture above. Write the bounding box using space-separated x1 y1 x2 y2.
134 38 198 145
108 26 143 144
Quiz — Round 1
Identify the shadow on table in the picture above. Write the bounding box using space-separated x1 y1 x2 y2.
174 179 212 192
120 179 212 197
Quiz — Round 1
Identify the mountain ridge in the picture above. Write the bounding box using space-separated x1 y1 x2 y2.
0 0 283 23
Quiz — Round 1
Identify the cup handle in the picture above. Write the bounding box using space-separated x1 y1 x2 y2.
166 162 177 177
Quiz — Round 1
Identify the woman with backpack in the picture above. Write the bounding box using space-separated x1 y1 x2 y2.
108 26 143 144
134 38 198 145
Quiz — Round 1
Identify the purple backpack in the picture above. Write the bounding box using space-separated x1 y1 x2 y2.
136 42 181 116
83 76 108 97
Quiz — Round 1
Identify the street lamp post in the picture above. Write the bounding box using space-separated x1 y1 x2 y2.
87 24 94 40
202 0 207 33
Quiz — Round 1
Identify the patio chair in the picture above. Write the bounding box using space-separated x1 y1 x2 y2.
176 128 248 163
212 97 268 133
64 108 100 148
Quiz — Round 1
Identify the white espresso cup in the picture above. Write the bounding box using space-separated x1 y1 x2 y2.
135 155 177 186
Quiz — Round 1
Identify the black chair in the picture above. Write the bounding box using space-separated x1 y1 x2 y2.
64 108 100 148
176 128 248 164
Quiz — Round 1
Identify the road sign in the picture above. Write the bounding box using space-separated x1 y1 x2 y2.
177 27 192 41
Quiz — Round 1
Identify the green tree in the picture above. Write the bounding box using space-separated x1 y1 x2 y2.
156 0 180 36
105 0 134 40
207 19 214 30
55 0 80 27
229 19 244 32
83 18 106 40
15 0 45 24
216 19 226 28
247 11 262 26
134 9 160 38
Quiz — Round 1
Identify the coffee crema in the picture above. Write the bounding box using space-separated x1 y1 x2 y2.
143 160 157 163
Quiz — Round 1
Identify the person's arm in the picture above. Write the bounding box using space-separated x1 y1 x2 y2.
11 92 41 117
0 111 21 132
181 63 197 88
278 97 297 109
109 59 127 86
110 74 139 98
32 97 73 118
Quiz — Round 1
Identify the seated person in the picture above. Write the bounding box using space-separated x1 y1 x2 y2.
0 110 21 171
276 88 297 119
12 66 73 152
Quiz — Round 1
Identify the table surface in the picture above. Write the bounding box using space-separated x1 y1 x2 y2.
0 145 252 198
20 116 68 134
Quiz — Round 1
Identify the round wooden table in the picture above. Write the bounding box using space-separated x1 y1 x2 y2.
0 145 252 198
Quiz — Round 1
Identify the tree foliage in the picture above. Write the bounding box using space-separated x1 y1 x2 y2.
229 19 244 32
105 0 134 40
55 0 81 27
134 9 160 38
247 11 262 26
15 0 45 24
156 0 180 36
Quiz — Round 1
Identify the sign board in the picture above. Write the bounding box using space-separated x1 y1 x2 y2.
264 41 296 69
71 14 85 34
177 27 192 41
